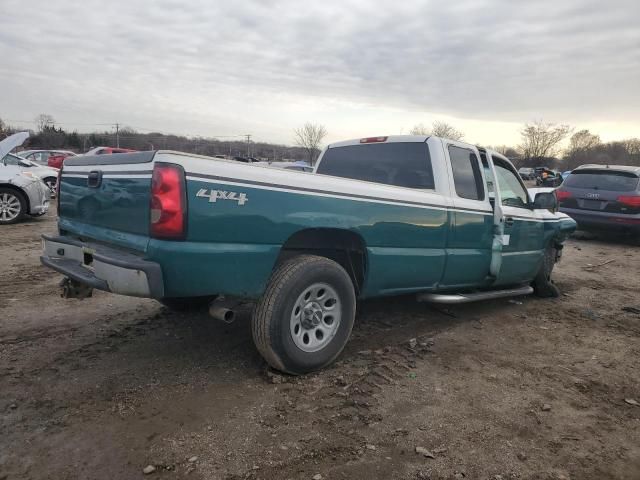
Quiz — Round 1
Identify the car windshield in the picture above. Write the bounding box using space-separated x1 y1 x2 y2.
2 153 30 167
564 170 639 191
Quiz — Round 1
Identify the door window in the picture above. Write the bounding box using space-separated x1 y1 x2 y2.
494 164 529 208
448 145 484 200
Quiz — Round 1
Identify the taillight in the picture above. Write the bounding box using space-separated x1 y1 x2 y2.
360 136 388 144
555 190 572 201
150 163 187 239
617 195 640 208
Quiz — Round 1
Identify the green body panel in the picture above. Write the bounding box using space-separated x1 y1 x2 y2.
57 173 577 300
494 217 545 286
185 179 449 298
440 211 493 287
59 176 151 239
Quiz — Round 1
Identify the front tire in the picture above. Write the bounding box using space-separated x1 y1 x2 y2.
0 188 27 224
252 255 356 375
532 245 560 298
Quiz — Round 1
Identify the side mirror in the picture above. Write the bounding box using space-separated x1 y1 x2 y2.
533 192 557 212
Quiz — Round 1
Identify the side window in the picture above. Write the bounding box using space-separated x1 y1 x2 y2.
448 146 484 200
317 142 434 189
494 164 529 208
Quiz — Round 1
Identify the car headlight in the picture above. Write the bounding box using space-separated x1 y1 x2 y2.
20 171 38 180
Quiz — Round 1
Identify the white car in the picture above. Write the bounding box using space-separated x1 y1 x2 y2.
2 153 59 195
18 149 77 166
0 133 50 224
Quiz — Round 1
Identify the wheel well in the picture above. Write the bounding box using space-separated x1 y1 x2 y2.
277 228 367 294
0 184 29 212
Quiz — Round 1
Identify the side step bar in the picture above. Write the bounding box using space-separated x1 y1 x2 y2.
417 286 533 304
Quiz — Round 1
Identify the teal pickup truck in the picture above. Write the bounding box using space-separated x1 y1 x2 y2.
41 135 576 373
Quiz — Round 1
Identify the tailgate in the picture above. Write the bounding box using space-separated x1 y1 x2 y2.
58 152 156 251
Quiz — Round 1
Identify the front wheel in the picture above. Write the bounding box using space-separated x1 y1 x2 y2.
532 245 560 298
0 188 27 224
252 255 356 375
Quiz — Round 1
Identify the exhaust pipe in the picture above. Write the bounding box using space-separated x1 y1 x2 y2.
209 305 236 323
209 297 237 323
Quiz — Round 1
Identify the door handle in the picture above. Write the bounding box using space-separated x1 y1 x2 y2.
504 217 514 227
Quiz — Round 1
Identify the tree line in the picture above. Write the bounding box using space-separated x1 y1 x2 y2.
2 115 638 170
0 115 311 162
410 120 640 170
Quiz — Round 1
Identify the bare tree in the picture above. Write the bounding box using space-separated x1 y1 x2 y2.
622 138 640 157
430 121 464 141
518 121 572 164
409 123 429 135
409 121 464 141
35 113 55 132
568 129 601 153
293 122 327 165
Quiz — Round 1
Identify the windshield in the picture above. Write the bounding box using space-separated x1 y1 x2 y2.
2 153 31 167
564 170 639 191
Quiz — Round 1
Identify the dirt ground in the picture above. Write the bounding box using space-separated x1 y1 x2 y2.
1 207 639 480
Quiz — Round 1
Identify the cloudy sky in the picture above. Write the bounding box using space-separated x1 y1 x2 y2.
1 0 639 147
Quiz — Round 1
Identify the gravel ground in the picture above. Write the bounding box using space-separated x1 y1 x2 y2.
1 208 639 480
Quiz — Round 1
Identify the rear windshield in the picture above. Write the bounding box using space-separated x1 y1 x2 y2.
317 142 434 189
564 170 639 192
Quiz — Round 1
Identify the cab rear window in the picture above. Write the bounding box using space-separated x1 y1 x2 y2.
317 142 434 189
564 170 639 192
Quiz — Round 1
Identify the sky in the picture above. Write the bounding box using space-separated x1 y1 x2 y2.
1 0 639 148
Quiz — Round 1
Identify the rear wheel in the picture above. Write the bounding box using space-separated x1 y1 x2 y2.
252 255 356 375
532 245 560 298
0 188 26 224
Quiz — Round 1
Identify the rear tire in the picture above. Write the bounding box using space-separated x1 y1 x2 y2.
0 188 27 225
532 245 560 298
252 255 356 375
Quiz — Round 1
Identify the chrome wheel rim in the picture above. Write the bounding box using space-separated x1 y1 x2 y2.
290 282 341 352
0 193 21 221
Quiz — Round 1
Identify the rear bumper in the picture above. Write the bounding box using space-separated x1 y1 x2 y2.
559 207 640 230
40 234 164 298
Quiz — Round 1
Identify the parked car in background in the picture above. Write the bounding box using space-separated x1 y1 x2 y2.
536 168 563 187
0 133 50 224
2 154 59 194
518 167 535 180
85 147 138 155
556 164 640 233
19 149 77 169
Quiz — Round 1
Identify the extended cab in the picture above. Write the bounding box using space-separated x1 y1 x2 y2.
41 136 576 373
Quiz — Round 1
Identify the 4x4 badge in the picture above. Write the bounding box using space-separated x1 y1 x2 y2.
196 188 248 206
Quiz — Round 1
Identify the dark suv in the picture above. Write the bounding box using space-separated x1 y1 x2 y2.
556 165 640 232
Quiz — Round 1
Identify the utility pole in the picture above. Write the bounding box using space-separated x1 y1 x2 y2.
115 123 120 147
245 134 251 158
